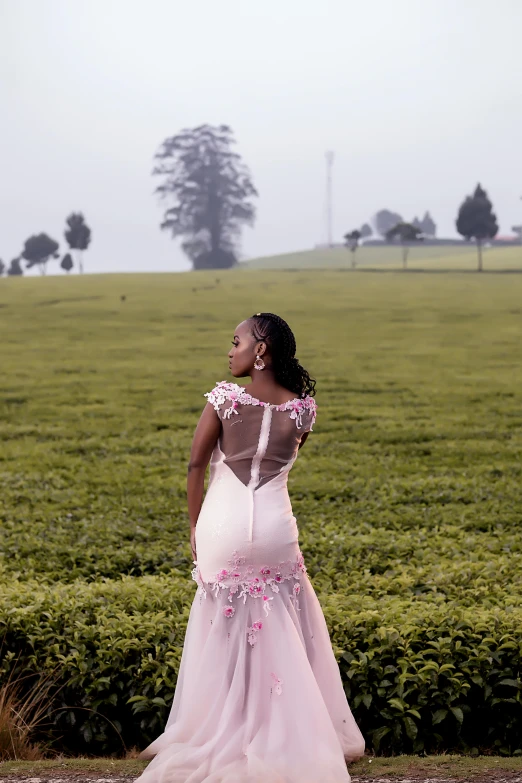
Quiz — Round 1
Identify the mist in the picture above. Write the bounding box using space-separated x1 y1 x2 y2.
1 0 521 275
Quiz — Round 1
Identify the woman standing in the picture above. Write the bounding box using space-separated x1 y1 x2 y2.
137 313 365 782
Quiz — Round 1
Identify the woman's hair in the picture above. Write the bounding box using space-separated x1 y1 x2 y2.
249 313 316 399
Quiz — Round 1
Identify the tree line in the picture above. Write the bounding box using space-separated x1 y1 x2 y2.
344 187 500 271
0 213 91 277
150 123 511 273
1 122 514 276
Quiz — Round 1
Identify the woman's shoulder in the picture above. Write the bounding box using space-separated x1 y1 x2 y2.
204 380 316 406
292 394 317 430
204 380 317 428
298 394 317 410
203 380 240 410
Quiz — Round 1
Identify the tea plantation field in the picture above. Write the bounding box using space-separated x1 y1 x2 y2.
1 268 521 757
244 244 522 270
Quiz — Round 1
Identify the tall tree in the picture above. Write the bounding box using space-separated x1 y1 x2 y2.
64 213 91 274
153 124 258 269
344 229 362 268
375 209 403 238
421 211 436 237
360 223 372 239
0 260 5 276
61 253 74 273
386 222 423 269
456 184 498 272
412 216 422 231
7 257 23 276
22 234 59 276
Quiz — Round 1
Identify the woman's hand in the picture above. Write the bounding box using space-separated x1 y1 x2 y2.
190 527 197 562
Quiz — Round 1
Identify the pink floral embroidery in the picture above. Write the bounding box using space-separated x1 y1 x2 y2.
292 582 301 612
295 552 306 576
193 550 307 604
263 595 274 616
228 550 245 568
192 549 307 633
204 381 317 430
191 563 207 600
270 672 283 696
248 578 264 597
227 584 240 601
247 620 263 647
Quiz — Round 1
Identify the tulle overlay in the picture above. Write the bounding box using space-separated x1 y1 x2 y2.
136 559 365 783
135 382 365 782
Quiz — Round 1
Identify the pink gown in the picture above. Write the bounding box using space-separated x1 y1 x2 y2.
136 380 365 783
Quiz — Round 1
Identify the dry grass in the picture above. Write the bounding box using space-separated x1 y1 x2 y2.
0 669 55 761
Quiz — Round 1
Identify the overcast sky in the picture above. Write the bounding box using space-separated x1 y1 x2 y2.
1 0 521 275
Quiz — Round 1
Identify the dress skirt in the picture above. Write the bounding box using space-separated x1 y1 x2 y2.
135 445 365 783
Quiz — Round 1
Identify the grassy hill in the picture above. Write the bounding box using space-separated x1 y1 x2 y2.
243 244 522 270
1 268 522 756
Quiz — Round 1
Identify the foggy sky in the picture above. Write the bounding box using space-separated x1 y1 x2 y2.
1 0 521 275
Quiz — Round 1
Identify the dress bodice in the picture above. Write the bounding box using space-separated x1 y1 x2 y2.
204 380 317 490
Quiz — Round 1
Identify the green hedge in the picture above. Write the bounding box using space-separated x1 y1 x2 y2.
1 575 520 756
2 271 522 756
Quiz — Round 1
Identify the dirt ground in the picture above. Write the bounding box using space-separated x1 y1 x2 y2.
1 773 522 783
1 756 521 783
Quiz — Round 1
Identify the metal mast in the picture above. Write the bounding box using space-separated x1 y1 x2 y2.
325 150 335 247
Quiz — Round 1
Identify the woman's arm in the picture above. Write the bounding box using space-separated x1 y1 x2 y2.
187 403 221 560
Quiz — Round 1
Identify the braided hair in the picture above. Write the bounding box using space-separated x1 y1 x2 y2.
249 313 316 399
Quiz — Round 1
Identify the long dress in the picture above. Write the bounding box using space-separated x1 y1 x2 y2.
136 380 365 783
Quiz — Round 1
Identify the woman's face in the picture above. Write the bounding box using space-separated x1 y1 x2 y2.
228 320 266 378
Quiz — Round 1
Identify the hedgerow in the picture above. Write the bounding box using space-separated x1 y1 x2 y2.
1 269 522 755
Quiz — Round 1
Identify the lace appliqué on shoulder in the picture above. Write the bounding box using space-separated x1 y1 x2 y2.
204 380 317 430
204 380 236 412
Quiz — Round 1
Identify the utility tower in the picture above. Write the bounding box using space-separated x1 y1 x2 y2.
325 151 335 247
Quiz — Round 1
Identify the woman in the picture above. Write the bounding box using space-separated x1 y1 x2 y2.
136 312 365 783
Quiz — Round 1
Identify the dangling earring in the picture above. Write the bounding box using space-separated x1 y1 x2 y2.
254 354 265 371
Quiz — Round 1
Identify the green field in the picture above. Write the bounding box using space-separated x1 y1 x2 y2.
1 267 521 758
244 244 522 270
